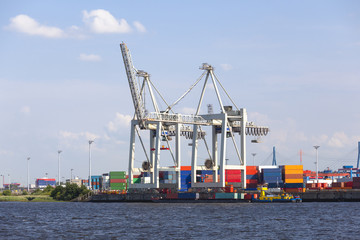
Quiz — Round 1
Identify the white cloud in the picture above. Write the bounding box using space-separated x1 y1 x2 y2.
83 9 132 33
220 63 233 71
59 131 98 141
133 21 146 33
107 113 132 133
20 106 31 114
79 53 102 62
6 14 65 38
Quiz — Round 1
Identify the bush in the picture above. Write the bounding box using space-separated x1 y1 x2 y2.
22 190 29 195
2 190 12 196
50 183 90 201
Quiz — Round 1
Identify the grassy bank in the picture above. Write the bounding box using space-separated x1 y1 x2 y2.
0 195 59 202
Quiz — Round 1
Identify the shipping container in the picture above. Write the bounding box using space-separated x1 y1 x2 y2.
215 193 238 199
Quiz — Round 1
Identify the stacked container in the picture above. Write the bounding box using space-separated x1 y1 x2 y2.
36 178 56 188
159 171 177 184
282 165 303 192
91 175 102 190
246 166 259 189
196 170 214 183
180 166 191 192
225 169 241 183
261 168 283 188
109 171 127 191
353 177 360 189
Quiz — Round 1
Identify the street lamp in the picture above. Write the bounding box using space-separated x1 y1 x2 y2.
27 157 30 192
58 150 62 186
8 174 11 191
89 140 94 190
314 146 320 185
71 169 74 181
0 174 3 190
251 153 257 166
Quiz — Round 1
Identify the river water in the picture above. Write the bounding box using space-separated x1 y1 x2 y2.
0 202 359 239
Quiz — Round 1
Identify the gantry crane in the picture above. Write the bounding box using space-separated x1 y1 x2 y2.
120 43 269 190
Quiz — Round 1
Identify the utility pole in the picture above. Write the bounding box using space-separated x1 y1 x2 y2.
27 157 30 192
89 140 94 190
314 146 320 185
58 150 62 186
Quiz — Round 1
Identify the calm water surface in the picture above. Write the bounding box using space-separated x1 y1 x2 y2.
0 202 359 239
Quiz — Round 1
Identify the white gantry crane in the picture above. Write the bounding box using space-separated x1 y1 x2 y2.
120 43 269 190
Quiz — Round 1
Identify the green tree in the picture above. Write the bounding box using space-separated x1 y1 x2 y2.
2 190 11 196
22 190 29 195
50 183 89 201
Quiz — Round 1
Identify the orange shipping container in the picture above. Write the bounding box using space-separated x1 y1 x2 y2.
284 179 303 183
283 165 303 170
283 169 303 174
284 174 303 179
181 166 191 171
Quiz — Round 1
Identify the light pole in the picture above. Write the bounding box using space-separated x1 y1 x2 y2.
71 169 74 181
89 140 94 190
27 157 30 192
58 150 62 186
0 174 3 190
8 174 11 191
251 153 257 166
314 146 320 185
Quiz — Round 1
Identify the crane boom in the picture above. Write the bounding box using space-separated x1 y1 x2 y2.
120 43 145 124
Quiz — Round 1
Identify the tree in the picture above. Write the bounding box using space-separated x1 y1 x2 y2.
50 183 90 201
2 190 11 196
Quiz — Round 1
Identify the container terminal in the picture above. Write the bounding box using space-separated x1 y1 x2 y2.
76 43 360 203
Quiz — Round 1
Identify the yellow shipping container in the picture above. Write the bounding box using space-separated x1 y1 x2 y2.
284 169 303 174
283 165 303 170
284 179 303 183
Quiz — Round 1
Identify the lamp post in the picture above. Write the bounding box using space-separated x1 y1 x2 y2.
71 169 74 181
89 140 94 190
314 146 320 185
8 174 11 191
27 157 30 192
58 150 62 186
251 153 257 166
0 174 3 190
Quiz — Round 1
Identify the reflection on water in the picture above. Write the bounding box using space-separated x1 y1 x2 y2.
0 202 359 239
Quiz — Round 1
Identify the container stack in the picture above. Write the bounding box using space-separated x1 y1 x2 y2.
109 171 127 191
246 166 259 189
261 168 283 188
353 177 360 189
225 169 241 183
91 176 102 190
180 166 191 192
159 171 177 184
282 165 304 193
196 170 213 183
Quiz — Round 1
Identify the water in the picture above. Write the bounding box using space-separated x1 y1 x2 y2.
0 202 359 239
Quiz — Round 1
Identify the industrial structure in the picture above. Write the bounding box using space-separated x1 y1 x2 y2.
120 42 269 190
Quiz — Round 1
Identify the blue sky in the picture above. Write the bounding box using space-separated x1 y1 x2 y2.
1 1 360 186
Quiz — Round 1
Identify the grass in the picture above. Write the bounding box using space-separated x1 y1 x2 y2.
0 194 59 202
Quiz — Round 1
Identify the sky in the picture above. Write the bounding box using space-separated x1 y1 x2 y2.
0 1 360 186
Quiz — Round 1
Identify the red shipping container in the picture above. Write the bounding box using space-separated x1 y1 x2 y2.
284 188 303 193
225 170 241 174
345 182 353 187
166 193 178 199
353 177 360 183
246 179 258 184
110 179 126 183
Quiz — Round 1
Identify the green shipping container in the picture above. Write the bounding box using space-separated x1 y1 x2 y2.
110 183 126 190
109 171 126 179
215 193 238 199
